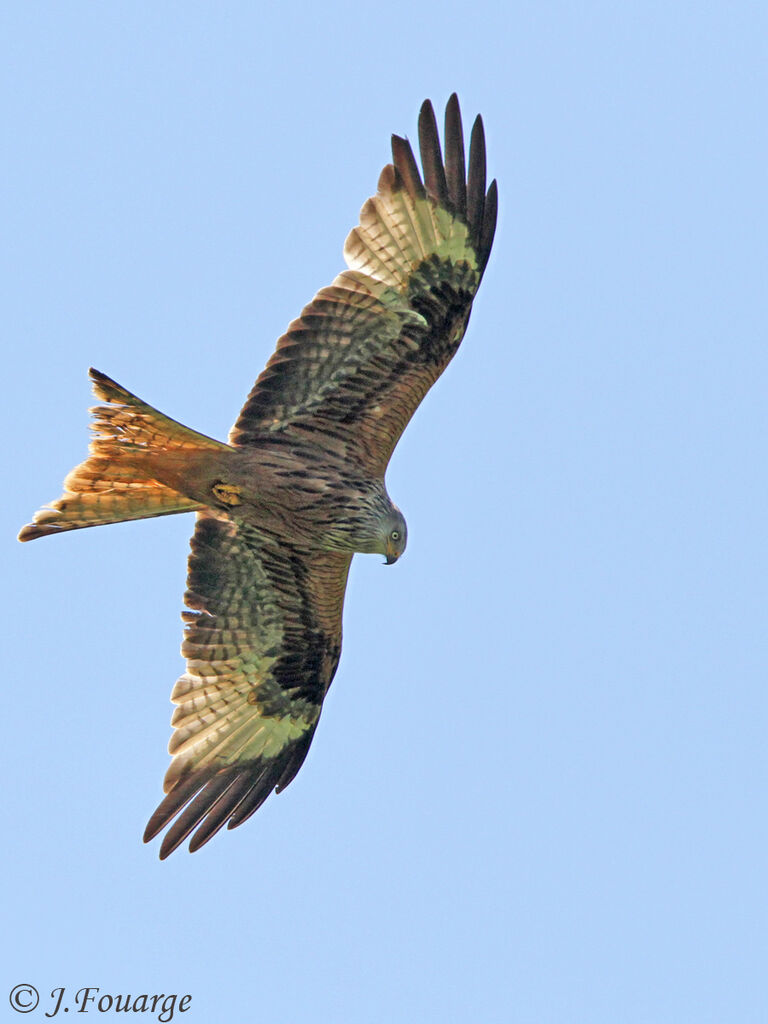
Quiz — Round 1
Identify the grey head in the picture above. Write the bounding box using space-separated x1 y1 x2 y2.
382 506 407 565
325 486 407 563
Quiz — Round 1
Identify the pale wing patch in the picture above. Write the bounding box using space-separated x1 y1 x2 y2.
163 520 302 789
165 669 318 789
344 165 477 291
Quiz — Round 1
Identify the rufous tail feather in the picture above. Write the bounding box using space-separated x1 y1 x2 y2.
18 369 227 542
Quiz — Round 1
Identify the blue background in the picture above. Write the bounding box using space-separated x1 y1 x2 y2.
3 3 767 1022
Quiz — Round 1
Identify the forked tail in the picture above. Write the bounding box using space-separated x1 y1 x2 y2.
19 369 227 541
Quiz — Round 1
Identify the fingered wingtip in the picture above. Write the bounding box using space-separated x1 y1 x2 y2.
391 133 426 199
418 99 449 207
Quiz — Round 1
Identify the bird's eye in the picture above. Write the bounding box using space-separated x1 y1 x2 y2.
390 530 400 541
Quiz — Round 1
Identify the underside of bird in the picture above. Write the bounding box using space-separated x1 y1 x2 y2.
19 94 497 857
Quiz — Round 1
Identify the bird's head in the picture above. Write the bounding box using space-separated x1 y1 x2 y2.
325 487 408 562
382 507 407 565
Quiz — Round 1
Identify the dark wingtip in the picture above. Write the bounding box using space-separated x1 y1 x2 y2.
444 93 467 215
187 773 256 852
391 134 426 200
467 113 487 251
142 746 309 856
388 96 496 271
224 785 273 829
155 772 240 860
143 770 210 846
418 99 450 208
416 96 495 270
478 178 498 275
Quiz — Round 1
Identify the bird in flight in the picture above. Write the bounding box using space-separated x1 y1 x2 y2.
19 95 497 858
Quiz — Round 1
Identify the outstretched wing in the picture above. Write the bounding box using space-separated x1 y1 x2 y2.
144 513 351 858
230 94 497 475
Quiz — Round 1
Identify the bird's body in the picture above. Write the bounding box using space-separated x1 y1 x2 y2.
19 95 496 857
134 433 396 551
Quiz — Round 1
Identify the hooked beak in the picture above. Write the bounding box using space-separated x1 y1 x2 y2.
384 539 400 565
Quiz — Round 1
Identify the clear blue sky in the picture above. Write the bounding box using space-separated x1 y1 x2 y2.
3 3 767 1022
